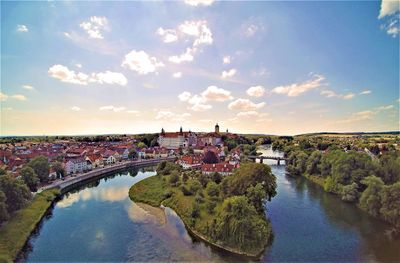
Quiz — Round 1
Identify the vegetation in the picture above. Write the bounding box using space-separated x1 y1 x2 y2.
129 161 276 257
0 189 60 263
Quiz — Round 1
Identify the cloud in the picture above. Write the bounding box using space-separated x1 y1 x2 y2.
80 16 108 39
236 111 260 117
16 24 28 32
156 27 178 43
342 93 355 100
178 91 192 102
272 74 325 97
172 72 182 78
22 85 34 91
48 64 127 86
92 71 127 86
99 105 126 112
223 56 231 64
122 50 164 74
166 20 213 63
11 94 27 101
201 86 233 101
379 0 400 18
190 103 212 112
336 110 374 124
246 85 265 97
221 69 237 79
382 18 399 37
71 106 81 111
0 92 8 101
184 0 214 6
169 47 195 63
242 17 264 37
360 90 372 95
155 111 191 121
320 89 338 98
127 110 140 115
376 104 394 112
228 98 266 110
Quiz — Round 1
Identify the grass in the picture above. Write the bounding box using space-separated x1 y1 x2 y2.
129 175 266 258
0 189 60 263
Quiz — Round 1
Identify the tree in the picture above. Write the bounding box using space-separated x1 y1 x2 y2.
191 203 200 218
359 176 384 217
224 163 277 201
213 196 271 250
52 161 65 178
128 149 138 160
169 171 180 186
0 175 32 213
28 156 50 183
198 173 210 187
341 183 359 202
379 152 400 184
246 183 267 214
20 166 39 192
0 190 9 224
306 151 322 175
203 151 219 164
206 182 220 197
212 172 222 184
137 142 147 149
380 182 400 230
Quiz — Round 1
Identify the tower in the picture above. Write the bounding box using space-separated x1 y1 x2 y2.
180 126 183 134
215 123 220 133
161 128 165 135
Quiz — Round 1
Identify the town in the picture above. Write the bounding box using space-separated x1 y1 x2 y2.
0 124 249 189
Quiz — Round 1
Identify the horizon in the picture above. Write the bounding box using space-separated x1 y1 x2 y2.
1 0 399 136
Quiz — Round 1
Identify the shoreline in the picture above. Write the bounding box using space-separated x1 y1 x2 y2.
0 159 171 263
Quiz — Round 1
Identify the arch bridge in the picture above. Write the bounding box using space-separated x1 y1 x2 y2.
247 155 287 165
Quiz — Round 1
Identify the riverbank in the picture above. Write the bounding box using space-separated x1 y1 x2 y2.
0 189 60 263
129 173 272 259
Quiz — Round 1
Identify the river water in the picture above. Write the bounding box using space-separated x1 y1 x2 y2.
21 147 399 262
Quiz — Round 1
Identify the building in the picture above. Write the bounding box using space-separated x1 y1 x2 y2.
157 127 197 149
65 158 90 175
201 162 237 176
179 155 203 169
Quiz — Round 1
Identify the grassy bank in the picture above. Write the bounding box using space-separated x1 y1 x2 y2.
0 189 60 263
129 174 271 258
303 173 326 188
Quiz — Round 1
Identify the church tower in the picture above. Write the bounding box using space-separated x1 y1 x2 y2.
215 123 220 133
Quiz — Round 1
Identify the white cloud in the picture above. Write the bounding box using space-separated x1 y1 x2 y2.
22 85 34 91
236 111 260 117
320 90 338 98
376 104 394 111
190 103 212 112
272 74 325 97
156 27 178 43
379 0 400 18
155 111 191 121
80 16 108 39
201 86 233 101
127 110 140 115
169 48 195 63
246 86 265 97
223 56 231 64
122 50 164 74
92 71 127 86
48 64 127 86
178 91 192 102
71 106 81 111
16 24 28 32
336 110 374 124
75 64 82 68
242 18 264 37
173 72 182 78
342 93 355 100
228 98 266 110
184 0 214 6
11 94 27 101
221 69 237 79
0 92 8 101
360 90 372 95
383 18 400 37
99 105 126 112
166 20 213 63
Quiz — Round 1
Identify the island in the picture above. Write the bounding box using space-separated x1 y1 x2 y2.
129 160 277 259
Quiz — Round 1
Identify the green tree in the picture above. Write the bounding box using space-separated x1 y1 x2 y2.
246 183 267 214
0 175 32 213
206 182 220 197
341 183 359 202
191 202 200 218
306 151 322 175
211 172 222 184
359 176 384 217
52 161 65 178
379 152 400 184
189 180 202 194
28 156 50 183
20 166 39 192
137 142 147 149
128 149 138 160
198 173 210 187
169 171 180 186
0 190 9 224
379 182 400 230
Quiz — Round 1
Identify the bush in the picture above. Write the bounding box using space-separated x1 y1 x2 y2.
181 185 192 196
189 180 202 194
191 203 200 218
206 182 220 197
169 171 180 186
206 200 217 214
195 194 204 204
163 190 173 199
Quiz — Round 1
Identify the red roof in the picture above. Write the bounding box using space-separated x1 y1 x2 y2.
201 162 236 173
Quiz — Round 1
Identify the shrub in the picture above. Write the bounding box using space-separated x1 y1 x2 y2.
206 200 217 214
206 182 220 197
191 203 200 218
181 185 192 196
169 171 180 186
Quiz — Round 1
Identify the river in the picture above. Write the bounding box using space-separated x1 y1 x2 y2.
20 147 400 262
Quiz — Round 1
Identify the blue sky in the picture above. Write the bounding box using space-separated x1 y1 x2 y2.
1 0 399 136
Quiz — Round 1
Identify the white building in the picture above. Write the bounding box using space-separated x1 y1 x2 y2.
65 158 90 175
157 127 197 149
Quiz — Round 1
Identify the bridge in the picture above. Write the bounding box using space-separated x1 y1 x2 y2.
247 155 287 165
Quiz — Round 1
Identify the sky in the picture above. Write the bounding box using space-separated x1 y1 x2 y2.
1 0 399 136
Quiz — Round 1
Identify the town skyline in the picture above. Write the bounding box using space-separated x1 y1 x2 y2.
1 0 399 136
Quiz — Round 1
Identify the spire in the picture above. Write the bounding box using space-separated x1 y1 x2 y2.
215 123 220 133
180 126 183 134
161 128 165 135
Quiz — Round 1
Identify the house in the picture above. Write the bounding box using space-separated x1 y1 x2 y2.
86 154 103 168
65 158 89 175
179 155 203 169
102 150 116 165
157 127 197 149
201 162 237 176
